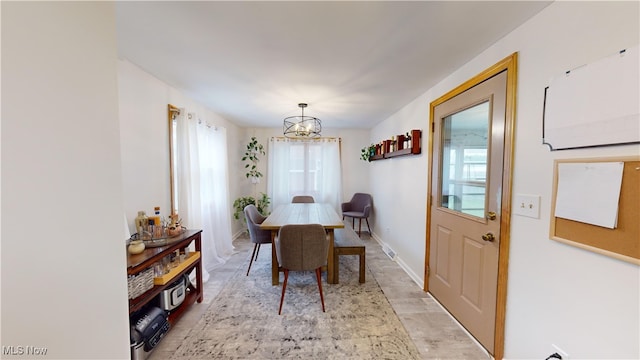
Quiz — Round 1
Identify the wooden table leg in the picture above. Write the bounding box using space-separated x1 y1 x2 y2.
271 230 279 285
327 229 336 284
195 233 203 302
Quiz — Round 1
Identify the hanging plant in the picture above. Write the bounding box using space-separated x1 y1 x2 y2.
360 144 376 162
242 136 266 179
233 137 271 223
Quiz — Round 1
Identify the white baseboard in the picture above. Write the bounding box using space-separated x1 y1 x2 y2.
370 232 424 289
232 229 246 240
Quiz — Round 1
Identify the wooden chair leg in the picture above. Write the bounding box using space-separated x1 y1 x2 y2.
255 243 261 258
279 269 289 315
246 243 258 276
315 267 325 312
365 218 371 235
358 218 362 237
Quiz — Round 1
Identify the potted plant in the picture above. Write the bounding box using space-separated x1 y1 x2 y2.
232 192 271 222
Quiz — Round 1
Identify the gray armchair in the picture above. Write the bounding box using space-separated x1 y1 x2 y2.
341 193 372 237
291 195 315 203
275 224 328 315
243 204 272 276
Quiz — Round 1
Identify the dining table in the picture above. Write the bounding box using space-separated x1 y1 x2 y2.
259 202 345 285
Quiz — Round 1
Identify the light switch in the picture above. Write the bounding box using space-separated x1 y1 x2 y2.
514 194 540 219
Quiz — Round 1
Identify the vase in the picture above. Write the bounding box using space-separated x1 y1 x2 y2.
128 240 146 255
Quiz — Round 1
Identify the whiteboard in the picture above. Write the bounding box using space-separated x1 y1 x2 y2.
543 45 639 150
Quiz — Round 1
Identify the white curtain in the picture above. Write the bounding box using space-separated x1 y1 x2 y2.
175 110 234 281
267 137 342 211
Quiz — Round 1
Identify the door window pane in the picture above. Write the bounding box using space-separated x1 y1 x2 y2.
440 101 489 218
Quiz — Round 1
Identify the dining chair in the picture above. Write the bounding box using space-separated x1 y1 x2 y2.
275 224 328 315
243 204 272 276
341 193 373 237
291 195 315 203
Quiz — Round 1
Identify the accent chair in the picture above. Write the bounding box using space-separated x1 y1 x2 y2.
291 195 315 203
275 224 328 315
341 193 373 237
243 204 272 276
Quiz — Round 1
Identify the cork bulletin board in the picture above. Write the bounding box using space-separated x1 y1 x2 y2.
550 156 640 265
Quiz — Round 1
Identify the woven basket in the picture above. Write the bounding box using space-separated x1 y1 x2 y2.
128 267 154 299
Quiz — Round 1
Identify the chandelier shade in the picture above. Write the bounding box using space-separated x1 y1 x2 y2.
283 103 322 138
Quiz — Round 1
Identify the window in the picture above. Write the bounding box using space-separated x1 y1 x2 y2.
268 138 342 211
288 142 322 199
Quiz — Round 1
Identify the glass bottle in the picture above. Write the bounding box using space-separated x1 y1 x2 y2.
150 206 162 230
138 219 155 240
134 211 148 237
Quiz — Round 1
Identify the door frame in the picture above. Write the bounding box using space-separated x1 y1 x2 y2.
424 53 517 360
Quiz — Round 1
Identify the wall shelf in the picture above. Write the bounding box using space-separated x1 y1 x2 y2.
370 129 421 161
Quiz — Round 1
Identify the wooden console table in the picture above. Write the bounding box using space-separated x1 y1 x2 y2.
127 229 203 323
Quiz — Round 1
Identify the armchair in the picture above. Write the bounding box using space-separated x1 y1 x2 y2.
341 193 372 237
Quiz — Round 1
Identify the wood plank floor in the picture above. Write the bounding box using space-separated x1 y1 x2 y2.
148 229 489 360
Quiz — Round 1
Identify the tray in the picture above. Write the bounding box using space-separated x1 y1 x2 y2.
154 251 200 285
131 229 186 248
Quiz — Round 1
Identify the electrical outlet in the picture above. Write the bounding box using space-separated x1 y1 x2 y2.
513 194 540 219
552 344 569 360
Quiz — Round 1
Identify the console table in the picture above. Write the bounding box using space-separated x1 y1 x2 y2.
127 229 203 323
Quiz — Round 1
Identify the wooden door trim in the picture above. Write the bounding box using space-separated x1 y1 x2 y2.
424 52 517 360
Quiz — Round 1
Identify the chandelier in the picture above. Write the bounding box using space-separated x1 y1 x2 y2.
283 103 322 138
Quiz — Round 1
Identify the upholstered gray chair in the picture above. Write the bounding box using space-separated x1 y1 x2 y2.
291 195 315 203
275 224 328 315
341 193 373 237
243 204 272 276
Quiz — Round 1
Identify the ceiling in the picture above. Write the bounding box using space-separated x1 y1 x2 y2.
116 1 551 129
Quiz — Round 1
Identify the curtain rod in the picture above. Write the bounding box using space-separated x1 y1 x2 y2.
168 104 181 120
271 136 341 141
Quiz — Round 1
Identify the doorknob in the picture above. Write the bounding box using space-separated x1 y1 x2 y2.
481 232 495 242
486 211 497 220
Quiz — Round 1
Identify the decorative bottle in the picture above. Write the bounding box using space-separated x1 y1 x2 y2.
134 211 148 237
150 206 162 236
151 206 161 225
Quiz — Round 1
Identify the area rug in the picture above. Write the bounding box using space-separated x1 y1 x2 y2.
169 245 421 359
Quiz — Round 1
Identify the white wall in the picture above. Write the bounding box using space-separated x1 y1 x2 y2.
1 2 130 358
371 2 640 359
370 97 431 284
118 59 241 235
